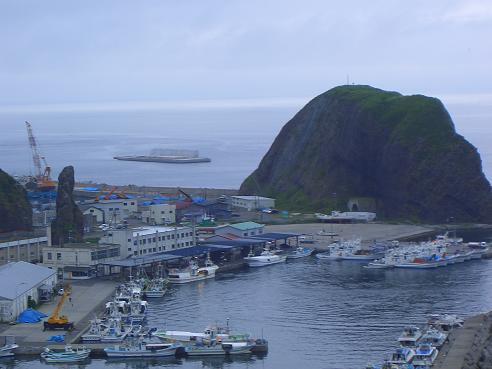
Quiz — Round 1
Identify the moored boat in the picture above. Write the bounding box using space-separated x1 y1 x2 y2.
185 340 253 356
419 328 447 348
411 343 438 367
168 255 219 284
40 346 91 363
244 249 286 267
104 341 180 358
398 326 422 347
388 347 415 365
0 343 19 358
286 247 313 259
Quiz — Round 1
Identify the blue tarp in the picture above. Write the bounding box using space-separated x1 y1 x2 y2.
16 308 48 323
48 335 65 342
80 187 99 192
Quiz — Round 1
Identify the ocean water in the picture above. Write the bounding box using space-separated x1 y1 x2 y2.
0 100 491 189
5 229 492 369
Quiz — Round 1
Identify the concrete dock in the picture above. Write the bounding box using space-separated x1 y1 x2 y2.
0 279 118 354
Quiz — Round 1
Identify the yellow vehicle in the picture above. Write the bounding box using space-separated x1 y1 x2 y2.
43 286 74 331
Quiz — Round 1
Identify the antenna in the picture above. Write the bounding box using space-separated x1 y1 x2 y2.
346 74 350 85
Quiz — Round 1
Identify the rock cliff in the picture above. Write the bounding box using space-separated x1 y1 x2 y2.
240 85 492 223
51 166 84 245
0 169 32 232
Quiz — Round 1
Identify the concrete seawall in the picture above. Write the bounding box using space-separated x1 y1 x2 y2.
434 312 492 369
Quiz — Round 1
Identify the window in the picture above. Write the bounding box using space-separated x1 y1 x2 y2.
153 237 156 242
131 202 135 205
90 209 94 213
171 235 175 239
109 207 113 211
124 202 128 206
56 253 62 260
128 248 132 251
158 247 161 251
153 248 156 252
167 235 170 240
148 238 152 243
181 233 185 238
169 210 173 214
244 232 248 236
158 237 161 241
47 252 52 260
161 210 165 214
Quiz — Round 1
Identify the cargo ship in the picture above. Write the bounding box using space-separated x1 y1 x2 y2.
114 149 211 164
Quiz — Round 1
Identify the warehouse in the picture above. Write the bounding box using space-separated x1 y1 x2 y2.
0 261 57 322
230 195 275 211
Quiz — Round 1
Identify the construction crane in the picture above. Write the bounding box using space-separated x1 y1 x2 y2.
43 286 74 331
25 121 56 192
178 188 194 203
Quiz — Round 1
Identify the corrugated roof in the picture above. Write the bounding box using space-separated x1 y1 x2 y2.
250 232 301 240
0 261 56 300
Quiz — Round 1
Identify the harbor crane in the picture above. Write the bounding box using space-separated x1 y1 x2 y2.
43 286 74 331
25 121 56 191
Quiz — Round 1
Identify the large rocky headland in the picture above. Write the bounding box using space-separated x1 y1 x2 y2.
0 168 32 233
240 85 492 223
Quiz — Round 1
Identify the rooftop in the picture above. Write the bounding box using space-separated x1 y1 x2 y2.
231 196 274 201
0 261 56 300
130 225 190 237
224 221 264 231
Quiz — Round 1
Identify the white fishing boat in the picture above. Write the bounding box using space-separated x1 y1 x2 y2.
428 314 464 331
81 319 104 342
168 255 219 284
0 343 18 358
412 343 438 367
104 340 180 358
40 346 91 363
398 326 422 347
387 347 415 365
185 340 253 356
419 328 448 348
286 246 313 259
244 248 286 267
99 318 132 343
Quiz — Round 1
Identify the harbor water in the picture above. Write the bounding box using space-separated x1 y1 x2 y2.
5 231 492 369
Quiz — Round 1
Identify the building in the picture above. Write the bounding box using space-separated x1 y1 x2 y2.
0 234 48 266
214 221 265 238
42 243 121 279
231 196 275 211
81 206 105 223
99 225 195 259
141 203 176 225
80 198 138 224
0 261 57 322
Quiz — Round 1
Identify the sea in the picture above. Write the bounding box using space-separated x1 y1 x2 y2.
0 98 491 189
3 229 492 369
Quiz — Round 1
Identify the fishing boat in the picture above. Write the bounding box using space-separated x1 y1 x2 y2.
411 343 438 367
99 318 132 343
143 278 167 298
104 340 180 358
40 346 91 363
387 347 415 365
0 343 18 358
185 340 253 356
398 326 422 347
428 314 464 331
419 328 447 348
81 319 104 342
244 248 286 267
286 246 313 259
168 254 219 284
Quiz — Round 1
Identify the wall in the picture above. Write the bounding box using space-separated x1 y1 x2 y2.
0 237 47 265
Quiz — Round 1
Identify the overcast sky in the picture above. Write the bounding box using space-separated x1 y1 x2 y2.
1 0 491 110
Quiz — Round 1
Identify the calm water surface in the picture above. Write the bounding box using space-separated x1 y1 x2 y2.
4 230 492 369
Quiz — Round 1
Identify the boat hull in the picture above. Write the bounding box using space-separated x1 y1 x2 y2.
104 348 176 358
244 256 286 267
168 274 216 284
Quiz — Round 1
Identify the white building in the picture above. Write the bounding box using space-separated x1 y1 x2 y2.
0 235 48 266
0 261 57 322
80 199 139 224
100 225 195 258
141 203 176 225
215 221 265 238
82 206 105 223
231 196 275 211
42 243 121 279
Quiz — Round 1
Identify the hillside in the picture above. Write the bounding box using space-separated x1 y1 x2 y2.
0 169 32 232
240 85 492 223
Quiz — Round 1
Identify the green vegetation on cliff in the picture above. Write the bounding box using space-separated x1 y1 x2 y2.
240 85 492 223
0 169 32 232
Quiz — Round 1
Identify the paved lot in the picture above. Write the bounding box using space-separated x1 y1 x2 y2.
266 222 434 243
1 279 118 344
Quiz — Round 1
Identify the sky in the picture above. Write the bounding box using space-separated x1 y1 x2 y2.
1 0 491 111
